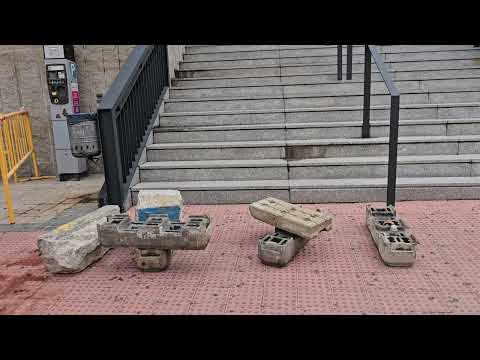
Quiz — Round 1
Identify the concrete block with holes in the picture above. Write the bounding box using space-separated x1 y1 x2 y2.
258 230 309 267
250 197 333 267
97 213 210 271
366 205 416 267
133 248 174 271
249 197 334 239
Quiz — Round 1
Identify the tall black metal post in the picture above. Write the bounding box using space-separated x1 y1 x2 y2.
387 95 400 207
337 45 342 80
362 45 371 138
346 45 353 80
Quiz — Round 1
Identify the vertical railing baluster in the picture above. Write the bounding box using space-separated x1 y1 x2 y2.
337 45 342 81
362 45 371 138
347 45 353 80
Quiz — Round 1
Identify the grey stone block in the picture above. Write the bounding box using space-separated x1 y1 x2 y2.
178 67 281 79
154 128 284 143
186 45 279 54
170 85 283 99
140 165 288 182
147 146 285 161
249 197 333 239
180 58 280 71
37 205 120 273
165 98 284 112
429 91 480 104
289 162 471 179
184 49 279 62
160 112 285 127
173 76 282 88
459 141 480 154
447 122 480 136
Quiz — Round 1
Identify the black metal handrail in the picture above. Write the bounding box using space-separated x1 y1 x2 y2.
97 45 169 211
337 45 401 206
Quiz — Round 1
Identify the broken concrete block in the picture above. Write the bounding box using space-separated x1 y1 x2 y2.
249 197 333 239
37 205 120 273
366 205 416 267
133 248 173 271
136 189 183 222
258 230 308 267
98 213 211 250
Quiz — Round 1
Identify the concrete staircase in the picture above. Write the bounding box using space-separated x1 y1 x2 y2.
131 45 480 204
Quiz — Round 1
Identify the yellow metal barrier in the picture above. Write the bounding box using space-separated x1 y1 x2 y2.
0 110 53 224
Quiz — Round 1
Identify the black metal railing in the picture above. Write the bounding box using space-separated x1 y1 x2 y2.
336 45 353 80
337 45 401 206
97 45 169 211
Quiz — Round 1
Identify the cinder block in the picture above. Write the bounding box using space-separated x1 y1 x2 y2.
249 197 333 239
136 189 183 221
365 205 416 267
97 213 211 250
257 230 308 267
133 248 173 271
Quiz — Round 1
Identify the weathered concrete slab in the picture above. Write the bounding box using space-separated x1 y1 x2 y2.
37 205 120 273
136 189 183 221
133 248 173 271
366 205 416 267
249 197 333 239
258 230 308 267
98 213 211 250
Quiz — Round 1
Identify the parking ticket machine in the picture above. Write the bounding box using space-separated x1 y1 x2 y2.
44 45 87 180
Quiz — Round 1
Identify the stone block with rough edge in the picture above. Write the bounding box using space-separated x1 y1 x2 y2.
249 197 333 239
37 205 120 273
258 230 309 267
366 205 416 267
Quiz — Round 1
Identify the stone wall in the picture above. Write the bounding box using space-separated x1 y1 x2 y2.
0 45 185 176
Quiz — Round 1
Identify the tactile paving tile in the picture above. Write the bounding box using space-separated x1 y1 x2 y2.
364 288 449 315
2 200 480 314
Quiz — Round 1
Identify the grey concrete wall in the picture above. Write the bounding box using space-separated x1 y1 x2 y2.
0 45 185 176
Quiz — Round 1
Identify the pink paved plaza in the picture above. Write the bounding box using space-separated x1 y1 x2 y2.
1 200 480 315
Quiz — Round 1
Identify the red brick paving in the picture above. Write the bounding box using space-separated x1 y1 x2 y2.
1 200 480 314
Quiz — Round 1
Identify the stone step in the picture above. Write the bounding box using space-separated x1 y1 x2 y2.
169 78 480 100
159 103 480 127
286 135 480 159
139 159 288 182
179 49 480 71
146 140 286 161
177 59 480 78
146 135 480 161
289 176 480 203
184 45 473 56
153 118 480 143
288 154 480 179
139 154 480 182
184 45 336 55
184 45 475 62
131 180 291 205
131 176 480 204
172 68 480 89
164 90 480 112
